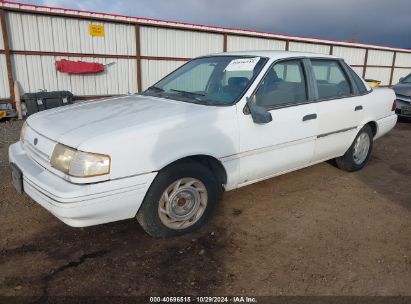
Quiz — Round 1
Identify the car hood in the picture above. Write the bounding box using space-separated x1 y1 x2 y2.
27 95 211 148
393 84 411 96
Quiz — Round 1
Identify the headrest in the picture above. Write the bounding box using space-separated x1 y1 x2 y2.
265 69 280 82
228 77 249 87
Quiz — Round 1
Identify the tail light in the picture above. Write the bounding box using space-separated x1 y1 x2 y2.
392 100 397 111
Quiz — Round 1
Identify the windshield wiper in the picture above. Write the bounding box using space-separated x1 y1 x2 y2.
146 86 164 92
169 89 205 97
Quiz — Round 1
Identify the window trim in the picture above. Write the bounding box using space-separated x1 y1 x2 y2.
340 60 373 97
244 56 374 115
249 57 312 111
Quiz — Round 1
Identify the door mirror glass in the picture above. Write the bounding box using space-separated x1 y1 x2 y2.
246 96 272 124
399 77 404 83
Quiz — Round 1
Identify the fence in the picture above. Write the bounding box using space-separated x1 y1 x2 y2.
1 0 411 103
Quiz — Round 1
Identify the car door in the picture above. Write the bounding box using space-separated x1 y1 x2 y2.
236 58 319 186
309 59 365 162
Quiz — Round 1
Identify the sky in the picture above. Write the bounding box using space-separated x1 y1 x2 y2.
12 0 411 49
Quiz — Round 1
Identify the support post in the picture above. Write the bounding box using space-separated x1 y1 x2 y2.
362 48 369 79
389 51 397 87
135 24 142 93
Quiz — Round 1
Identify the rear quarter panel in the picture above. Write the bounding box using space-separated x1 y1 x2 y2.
359 88 396 135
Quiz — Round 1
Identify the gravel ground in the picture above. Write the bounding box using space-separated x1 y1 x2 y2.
0 119 410 300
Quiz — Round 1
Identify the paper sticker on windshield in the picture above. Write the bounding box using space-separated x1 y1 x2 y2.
224 57 260 72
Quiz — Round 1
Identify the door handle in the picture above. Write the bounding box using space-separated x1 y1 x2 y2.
355 105 363 111
302 113 317 121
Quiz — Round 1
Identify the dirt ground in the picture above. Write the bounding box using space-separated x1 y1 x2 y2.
0 119 410 300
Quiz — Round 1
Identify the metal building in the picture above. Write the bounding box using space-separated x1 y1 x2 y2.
0 0 410 103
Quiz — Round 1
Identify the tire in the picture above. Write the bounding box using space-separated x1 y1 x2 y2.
136 160 219 237
335 125 373 172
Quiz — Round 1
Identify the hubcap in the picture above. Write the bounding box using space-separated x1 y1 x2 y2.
158 178 208 230
353 132 370 165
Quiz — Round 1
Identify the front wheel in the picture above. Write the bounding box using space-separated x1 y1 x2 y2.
335 125 373 172
136 160 219 237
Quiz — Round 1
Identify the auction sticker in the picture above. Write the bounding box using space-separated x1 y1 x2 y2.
224 57 260 71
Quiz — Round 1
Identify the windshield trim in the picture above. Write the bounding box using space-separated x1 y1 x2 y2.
141 55 269 107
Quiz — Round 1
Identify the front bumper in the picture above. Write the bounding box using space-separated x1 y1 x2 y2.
9 142 157 227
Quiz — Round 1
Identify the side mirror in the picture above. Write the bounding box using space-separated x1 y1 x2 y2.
399 77 404 83
246 96 272 124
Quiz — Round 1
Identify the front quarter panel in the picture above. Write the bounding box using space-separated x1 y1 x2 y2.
77 105 239 181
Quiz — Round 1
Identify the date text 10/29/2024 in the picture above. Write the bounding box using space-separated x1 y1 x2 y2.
150 296 257 303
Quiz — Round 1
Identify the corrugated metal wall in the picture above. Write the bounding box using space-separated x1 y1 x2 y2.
141 60 184 90
0 1 410 100
0 55 8 98
140 27 223 58
0 14 9 99
289 42 330 54
333 46 366 65
4 11 137 97
227 36 286 51
11 55 137 95
0 18 4 49
140 26 223 90
7 13 134 54
393 52 411 84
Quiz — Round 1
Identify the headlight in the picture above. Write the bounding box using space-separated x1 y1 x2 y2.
50 144 111 177
50 144 76 174
20 121 28 142
70 151 111 177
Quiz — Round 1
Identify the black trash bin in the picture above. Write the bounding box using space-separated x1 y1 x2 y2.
22 91 74 116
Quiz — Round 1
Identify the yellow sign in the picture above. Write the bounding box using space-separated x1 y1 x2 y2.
89 24 105 37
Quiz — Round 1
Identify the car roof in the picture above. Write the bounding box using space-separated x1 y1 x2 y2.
211 50 340 60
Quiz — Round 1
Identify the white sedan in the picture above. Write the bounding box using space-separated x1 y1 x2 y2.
9 51 397 237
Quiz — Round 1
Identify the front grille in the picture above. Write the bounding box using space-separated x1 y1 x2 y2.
22 126 56 169
23 141 50 164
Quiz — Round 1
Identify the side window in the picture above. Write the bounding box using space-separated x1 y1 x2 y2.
311 60 352 99
255 60 307 108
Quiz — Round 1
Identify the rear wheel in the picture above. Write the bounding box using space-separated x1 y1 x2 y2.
335 125 373 172
136 160 219 237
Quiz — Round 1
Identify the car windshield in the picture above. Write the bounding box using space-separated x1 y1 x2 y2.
401 74 411 83
142 56 267 106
